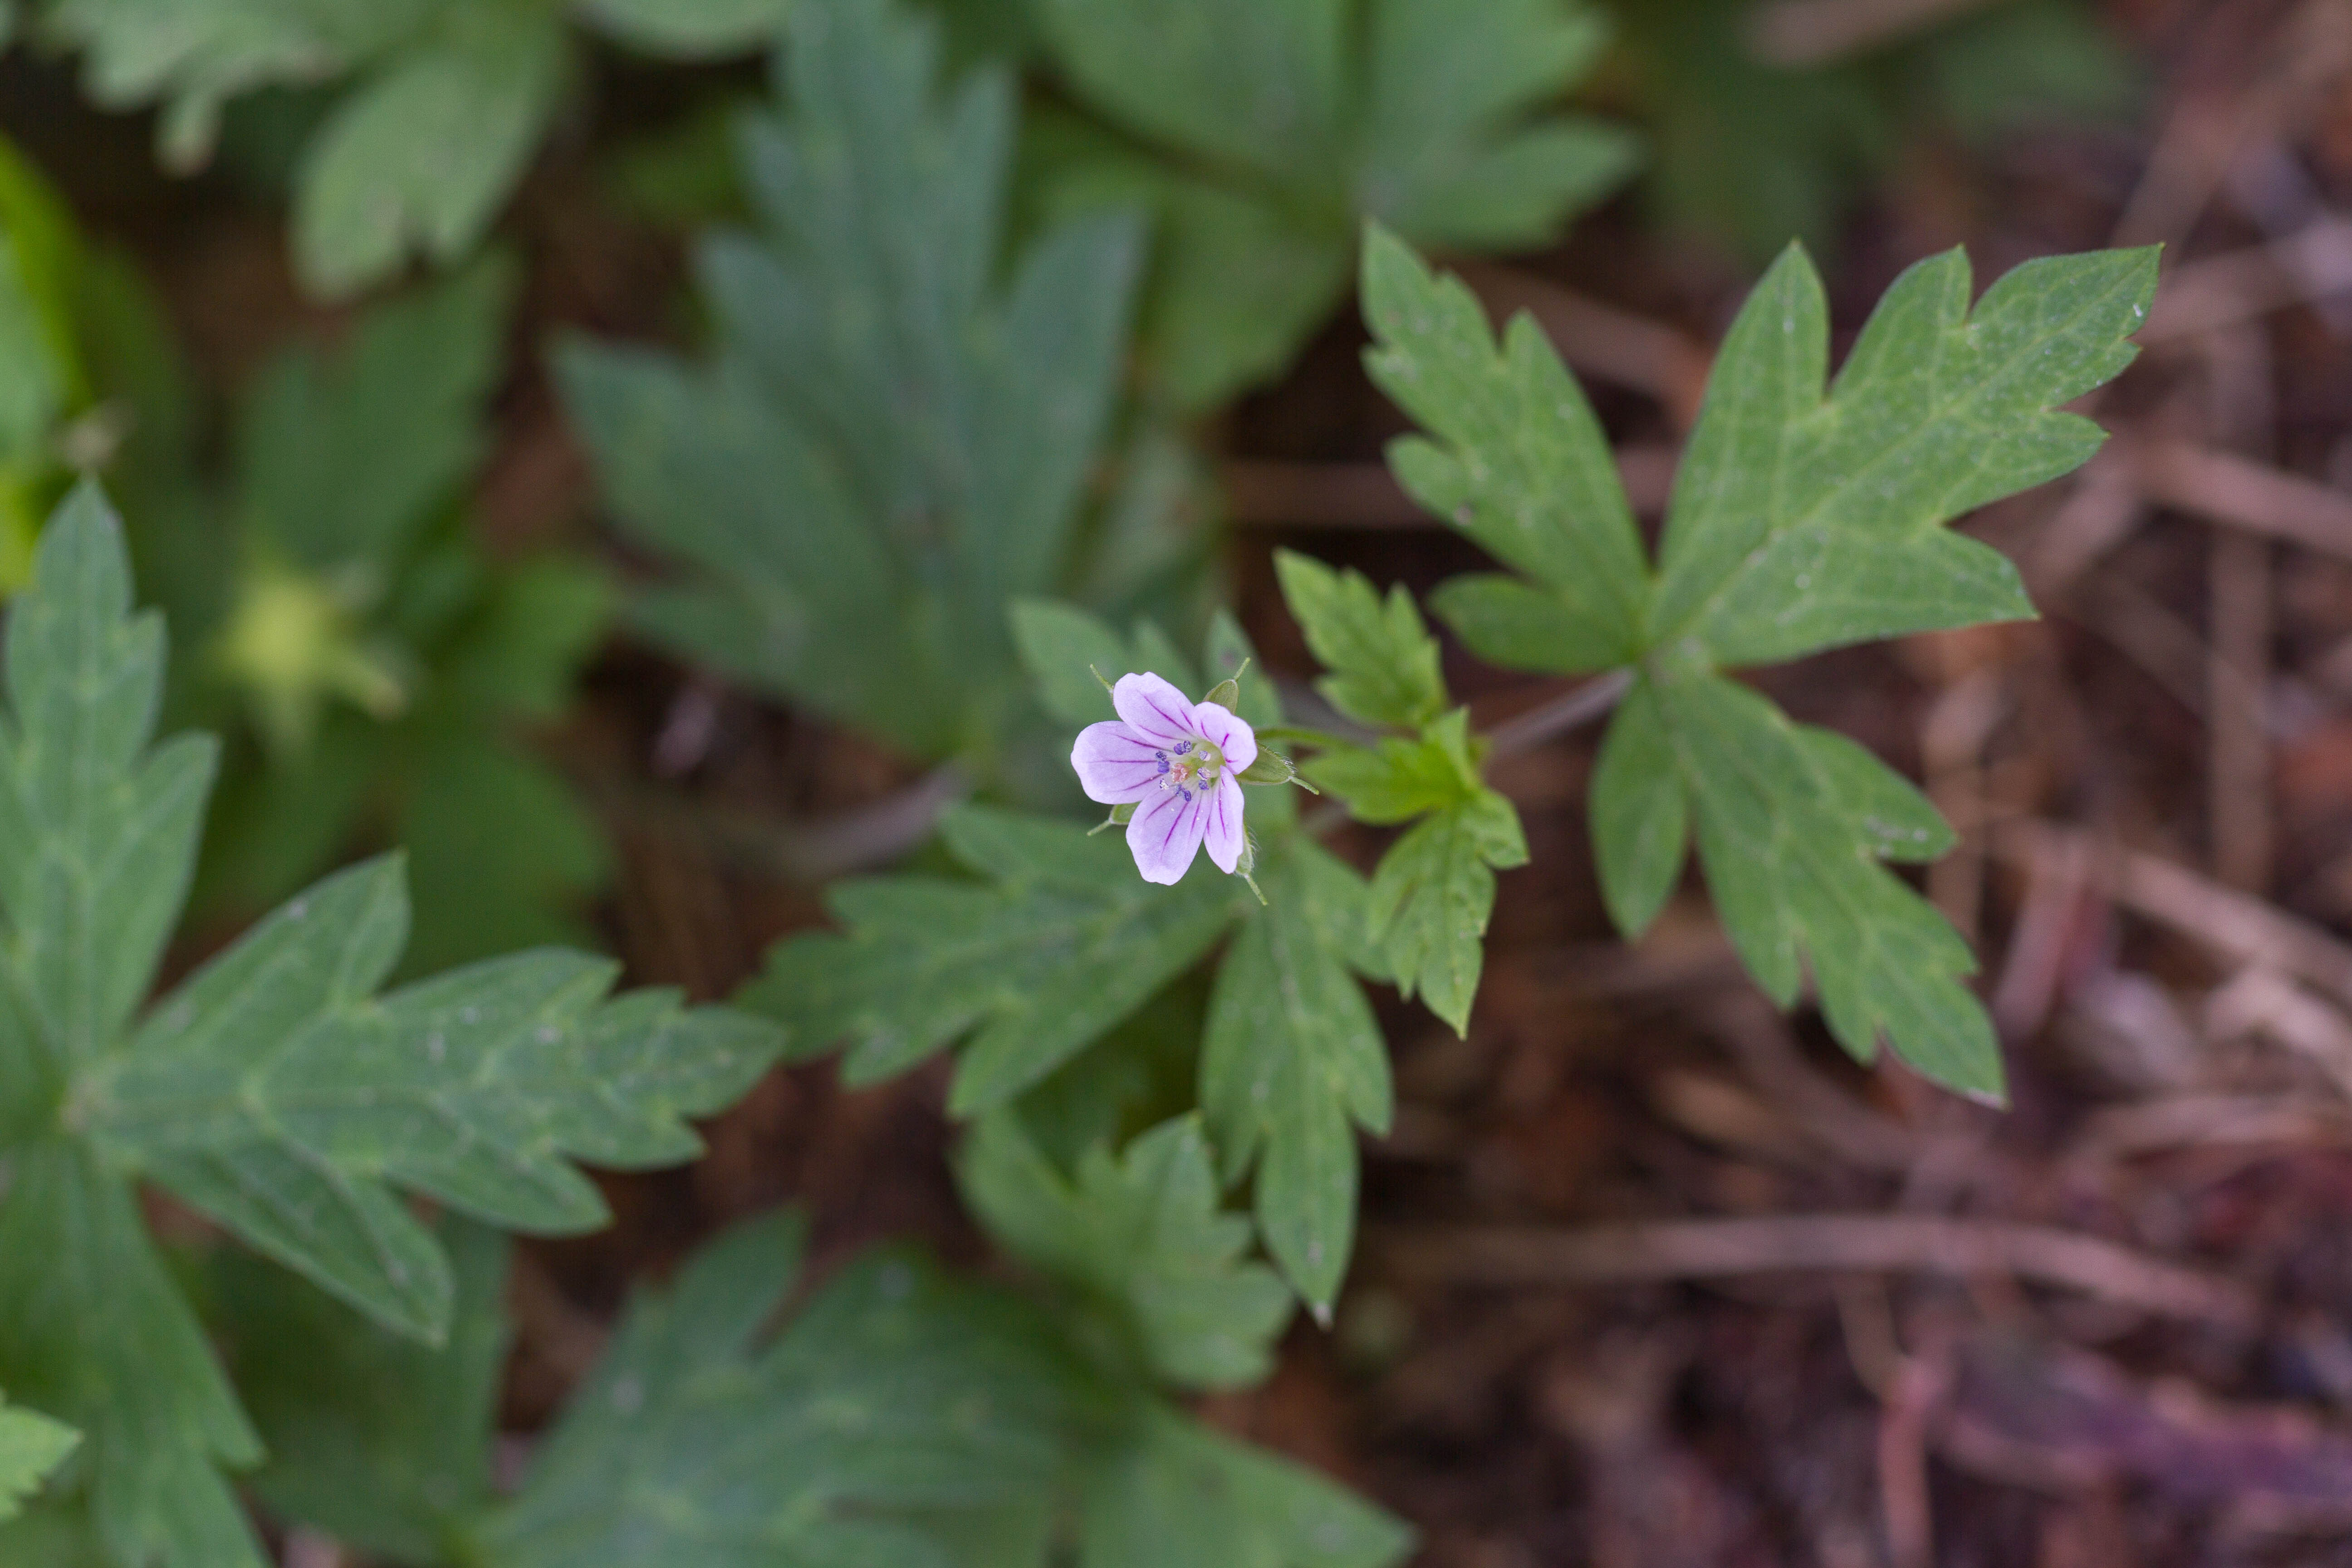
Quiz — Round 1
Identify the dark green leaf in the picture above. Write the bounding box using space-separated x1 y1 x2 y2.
0 1140 265 1568
961 1112 1294 1389
1032 0 1631 406
1362 227 1648 673
1609 670 2000 1097
574 0 789 54
89 853 780 1337
216 1217 507 1565
234 257 512 571
1077 1402 1413 1568
745 805 1243 1114
475 1214 1078 1568
292 9 566 298
1651 243 2152 666
563 0 1143 765
1201 841 1389 1312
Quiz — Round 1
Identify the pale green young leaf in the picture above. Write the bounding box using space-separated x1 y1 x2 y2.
1302 708 1482 825
1077 1402 1414 1568
563 0 1142 766
475 1215 1079 1568
0 1397 77 1522
746 805 1244 1115
1272 549 1446 730
0 232 64 458
1201 840 1390 1313
215 1218 507 1565
1650 242 2155 665
87 852 780 1338
1032 0 1632 407
1360 227 1648 673
1615 671 2001 1097
0 1140 266 1568
1368 789 1526 1036
292 9 567 298
961 1113 1294 1389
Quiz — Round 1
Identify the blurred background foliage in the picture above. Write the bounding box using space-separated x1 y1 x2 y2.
0 0 2180 1562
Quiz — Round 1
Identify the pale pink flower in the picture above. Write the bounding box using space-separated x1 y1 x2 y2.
1071 672 1258 885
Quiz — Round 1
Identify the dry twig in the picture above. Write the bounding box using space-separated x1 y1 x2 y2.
1376 1214 2258 1325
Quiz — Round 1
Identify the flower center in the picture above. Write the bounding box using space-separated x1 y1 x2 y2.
1155 736 1225 799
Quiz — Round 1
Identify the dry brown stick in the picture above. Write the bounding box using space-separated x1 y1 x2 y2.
2129 439 2352 561
2141 216 2352 342
1375 1215 2258 1326
1995 821 2352 1008
1223 447 1679 529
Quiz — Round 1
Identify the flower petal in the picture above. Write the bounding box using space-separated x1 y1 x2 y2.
1126 777 1210 885
1203 773 1246 874
1112 672 1199 747
1190 701 1257 777
1071 721 1169 804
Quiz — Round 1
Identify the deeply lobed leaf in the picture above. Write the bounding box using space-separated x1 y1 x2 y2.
746 804 1246 1114
1030 0 1635 406
0 489 782 1565
561 0 1142 766
1200 840 1392 1313
1363 230 2153 1094
961 1113 1294 1389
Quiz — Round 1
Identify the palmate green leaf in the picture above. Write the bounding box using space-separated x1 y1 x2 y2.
1201 839 1390 1313
1361 231 1646 674
0 487 779 1568
1272 551 1444 730
961 1112 1294 1389
459 1208 1414 1568
234 254 511 573
1606 0 2134 264
1649 242 2150 665
292 5 566 298
1030 0 1636 406
1366 228 2154 1094
573 0 787 54
745 805 1245 1115
1596 671 1996 1094
0 1397 76 1522
561 0 1142 767
191 264 612 972
1011 598 1203 733
37 0 783 297
1076 1402 1412 1568
214 1217 507 1565
87 850 778 1340
0 1140 264 1568
1269 544 1524 1039
475 1213 1078 1568
1366 789 1526 1035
